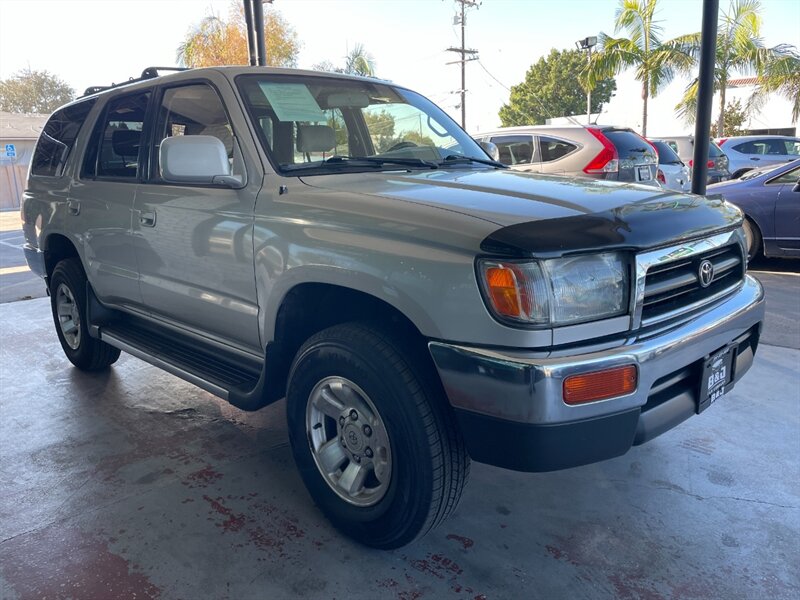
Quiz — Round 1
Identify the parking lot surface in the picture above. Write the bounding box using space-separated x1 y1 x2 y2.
1 296 798 599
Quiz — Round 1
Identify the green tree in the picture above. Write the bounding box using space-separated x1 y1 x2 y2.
0 68 75 113
499 49 616 126
586 0 694 137
674 0 771 136
718 98 747 136
177 1 299 67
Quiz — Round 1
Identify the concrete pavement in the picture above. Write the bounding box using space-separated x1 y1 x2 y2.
1 297 798 599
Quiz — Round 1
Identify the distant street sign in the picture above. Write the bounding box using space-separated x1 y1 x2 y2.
4 144 16 158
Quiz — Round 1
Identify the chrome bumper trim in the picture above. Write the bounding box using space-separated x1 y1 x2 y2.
430 275 764 425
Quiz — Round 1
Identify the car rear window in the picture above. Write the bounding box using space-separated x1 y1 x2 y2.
602 128 656 163
651 141 682 165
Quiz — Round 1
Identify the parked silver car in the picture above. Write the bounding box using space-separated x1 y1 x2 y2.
717 135 800 179
23 66 764 549
475 125 659 186
657 135 730 183
649 139 691 192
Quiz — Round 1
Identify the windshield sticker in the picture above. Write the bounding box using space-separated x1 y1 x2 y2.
258 83 326 123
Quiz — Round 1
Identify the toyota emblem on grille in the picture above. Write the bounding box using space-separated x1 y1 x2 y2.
698 260 714 287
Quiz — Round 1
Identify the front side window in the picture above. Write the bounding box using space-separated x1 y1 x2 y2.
538 136 577 163
153 83 243 180
31 99 96 177
489 135 535 165
767 165 800 185
236 75 489 175
85 91 150 179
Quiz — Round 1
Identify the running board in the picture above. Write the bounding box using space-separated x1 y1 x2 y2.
86 285 281 411
99 319 262 402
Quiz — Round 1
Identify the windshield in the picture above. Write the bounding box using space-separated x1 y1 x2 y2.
236 74 492 174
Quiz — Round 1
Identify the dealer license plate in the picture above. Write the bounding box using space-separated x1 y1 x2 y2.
637 165 652 181
697 346 735 413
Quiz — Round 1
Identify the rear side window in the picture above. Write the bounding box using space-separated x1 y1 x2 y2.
538 136 577 162
84 91 151 179
30 100 96 177
708 142 724 157
489 135 535 165
651 141 682 165
603 129 657 164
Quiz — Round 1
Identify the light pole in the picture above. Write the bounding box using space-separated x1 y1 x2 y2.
576 36 598 124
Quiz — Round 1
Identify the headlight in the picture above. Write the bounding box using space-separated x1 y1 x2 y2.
478 252 629 327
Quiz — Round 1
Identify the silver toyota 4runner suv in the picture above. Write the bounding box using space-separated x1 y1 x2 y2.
23 67 764 549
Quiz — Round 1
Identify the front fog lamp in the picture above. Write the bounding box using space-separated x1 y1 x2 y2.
479 252 628 326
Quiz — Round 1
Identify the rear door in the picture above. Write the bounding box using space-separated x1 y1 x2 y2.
537 135 579 175
603 128 657 184
133 78 262 352
74 90 150 308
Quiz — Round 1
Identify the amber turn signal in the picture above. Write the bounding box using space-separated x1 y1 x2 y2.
563 365 638 405
484 265 526 318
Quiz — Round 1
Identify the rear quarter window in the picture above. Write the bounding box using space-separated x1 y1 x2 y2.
30 99 97 177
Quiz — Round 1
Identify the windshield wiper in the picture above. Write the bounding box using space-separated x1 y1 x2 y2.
440 154 507 169
325 156 439 169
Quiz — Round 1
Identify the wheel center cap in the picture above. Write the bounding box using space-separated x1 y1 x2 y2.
343 424 364 453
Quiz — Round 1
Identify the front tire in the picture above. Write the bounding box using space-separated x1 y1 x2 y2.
287 323 469 549
743 218 762 261
50 258 120 371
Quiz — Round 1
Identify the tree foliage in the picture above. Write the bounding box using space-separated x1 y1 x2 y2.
720 98 747 136
749 45 800 123
0 68 75 114
177 1 300 68
674 0 772 136
586 0 694 137
499 49 616 127
313 44 377 77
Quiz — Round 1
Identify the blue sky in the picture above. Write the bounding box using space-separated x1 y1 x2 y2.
1 0 798 132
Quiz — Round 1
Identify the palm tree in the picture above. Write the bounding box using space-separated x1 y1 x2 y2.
674 0 771 136
749 45 800 123
343 44 376 77
585 0 694 137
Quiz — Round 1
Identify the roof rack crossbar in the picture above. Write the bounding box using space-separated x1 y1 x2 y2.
81 66 190 98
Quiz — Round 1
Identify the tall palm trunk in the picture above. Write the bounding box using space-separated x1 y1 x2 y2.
717 80 727 137
641 80 649 137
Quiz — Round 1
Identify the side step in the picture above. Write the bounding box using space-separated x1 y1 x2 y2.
100 319 262 401
85 286 281 411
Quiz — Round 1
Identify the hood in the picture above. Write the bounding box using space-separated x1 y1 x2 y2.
300 168 742 256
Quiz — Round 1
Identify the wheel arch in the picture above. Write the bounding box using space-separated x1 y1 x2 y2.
264 282 440 406
43 233 81 280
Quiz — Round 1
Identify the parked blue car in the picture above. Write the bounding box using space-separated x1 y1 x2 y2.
707 159 800 260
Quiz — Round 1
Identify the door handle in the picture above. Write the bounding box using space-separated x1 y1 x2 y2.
139 211 156 227
750 157 760 161
67 200 80 215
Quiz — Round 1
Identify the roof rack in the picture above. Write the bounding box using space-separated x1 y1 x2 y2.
81 67 190 97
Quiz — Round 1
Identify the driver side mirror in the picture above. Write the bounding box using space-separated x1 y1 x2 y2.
160 135 242 188
478 140 499 162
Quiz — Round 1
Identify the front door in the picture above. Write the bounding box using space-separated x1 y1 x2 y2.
773 166 800 253
133 81 261 352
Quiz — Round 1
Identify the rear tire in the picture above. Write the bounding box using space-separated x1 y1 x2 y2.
287 323 469 549
743 218 762 262
50 258 120 371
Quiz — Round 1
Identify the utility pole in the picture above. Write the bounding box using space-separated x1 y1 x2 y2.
446 0 479 129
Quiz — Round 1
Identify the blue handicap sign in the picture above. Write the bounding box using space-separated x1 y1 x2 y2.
4 144 15 158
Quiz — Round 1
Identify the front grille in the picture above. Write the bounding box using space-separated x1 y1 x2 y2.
641 244 744 325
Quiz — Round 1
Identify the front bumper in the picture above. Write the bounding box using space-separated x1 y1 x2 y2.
430 275 765 472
